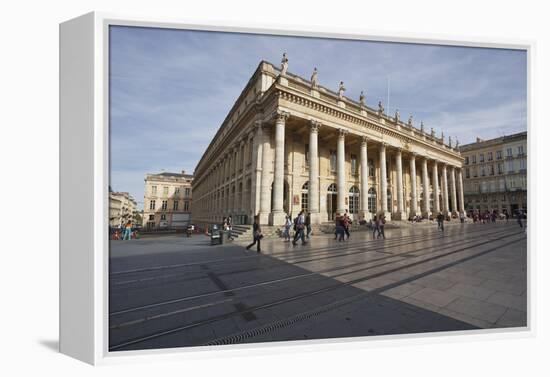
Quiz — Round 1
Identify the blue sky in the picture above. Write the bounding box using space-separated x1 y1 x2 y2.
109 26 527 209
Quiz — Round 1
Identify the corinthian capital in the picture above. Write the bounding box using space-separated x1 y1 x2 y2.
309 119 322 132
275 109 290 123
338 128 349 138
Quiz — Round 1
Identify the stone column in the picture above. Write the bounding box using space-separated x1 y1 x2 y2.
457 169 465 214
409 154 418 216
259 123 272 224
380 143 388 216
270 111 289 225
359 136 371 221
250 122 263 222
309 120 321 223
395 148 405 220
450 166 458 214
422 157 430 217
432 161 440 214
441 164 450 215
337 128 347 215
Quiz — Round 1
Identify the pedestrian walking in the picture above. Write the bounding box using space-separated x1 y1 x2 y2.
246 216 263 253
372 215 379 239
505 211 510 222
283 215 292 241
334 213 345 241
460 212 465 224
378 215 386 239
227 215 234 240
122 220 132 240
437 211 445 231
343 212 351 240
292 210 307 246
305 212 312 239
517 210 524 229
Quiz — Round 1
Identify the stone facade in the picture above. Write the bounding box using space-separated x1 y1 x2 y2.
192 59 465 226
143 171 193 229
460 132 527 215
109 191 138 228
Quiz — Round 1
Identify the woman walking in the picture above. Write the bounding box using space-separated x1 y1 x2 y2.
246 216 263 253
283 215 292 242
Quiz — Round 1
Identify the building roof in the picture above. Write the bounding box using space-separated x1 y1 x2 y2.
459 131 527 152
146 171 194 180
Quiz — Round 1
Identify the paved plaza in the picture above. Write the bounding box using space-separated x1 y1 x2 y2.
109 222 527 351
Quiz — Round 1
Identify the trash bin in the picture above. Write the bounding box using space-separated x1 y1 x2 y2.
210 225 223 245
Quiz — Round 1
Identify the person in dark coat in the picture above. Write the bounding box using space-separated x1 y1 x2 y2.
246 216 263 253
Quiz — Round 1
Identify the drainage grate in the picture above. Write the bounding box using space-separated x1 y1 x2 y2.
204 292 369 346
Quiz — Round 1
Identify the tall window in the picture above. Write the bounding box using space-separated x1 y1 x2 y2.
479 153 485 163
349 186 359 214
368 188 377 213
498 163 504 174
472 155 477 164
160 214 166 221
496 150 502 160
488 152 493 161
161 200 168 211
489 164 495 176
506 148 513 157
368 159 375 177
163 186 169 196
175 187 180 195
481 166 486 177
465 156 469 165
185 187 191 197
329 150 337 172
184 201 190 211
519 158 527 170
148 214 154 221
305 144 309 164
149 200 156 210
350 154 357 175
465 167 470 178
518 145 524 155
507 160 514 172
301 182 309 212
173 200 179 210
151 185 157 195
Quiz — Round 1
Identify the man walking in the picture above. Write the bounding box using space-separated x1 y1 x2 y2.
437 211 444 232
293 210 307 246
305 212 312 239
246 215 262 253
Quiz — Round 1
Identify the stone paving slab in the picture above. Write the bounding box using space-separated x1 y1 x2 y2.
446 282 496 301
408 287 461 308
486 291 527 312
445 296 508 324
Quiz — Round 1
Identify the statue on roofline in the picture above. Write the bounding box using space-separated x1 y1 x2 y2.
338 81 346 99
420 121 425 132
431 128 435 137
359 91 366 106
311 67 318 89
378 101 384 115
280 52 289 76
395 109 400 122
408 115 413 127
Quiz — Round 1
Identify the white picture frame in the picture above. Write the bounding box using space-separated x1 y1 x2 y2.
59 11 534 365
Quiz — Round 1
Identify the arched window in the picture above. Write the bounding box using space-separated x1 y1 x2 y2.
387 189 392 212
349 186 360 214
368 188 377 213
327 183 337 193
301 182 309 212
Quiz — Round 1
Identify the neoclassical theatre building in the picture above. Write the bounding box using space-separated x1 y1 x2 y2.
192 55 465 226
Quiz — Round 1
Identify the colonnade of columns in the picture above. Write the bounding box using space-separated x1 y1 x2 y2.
193 112 465 225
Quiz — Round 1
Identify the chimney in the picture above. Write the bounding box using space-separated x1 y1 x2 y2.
476 137 482 143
